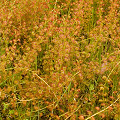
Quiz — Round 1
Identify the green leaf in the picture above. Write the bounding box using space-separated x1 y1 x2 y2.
3 103 9 110
89 84 94 91
68 82 71 94
9 110 14 115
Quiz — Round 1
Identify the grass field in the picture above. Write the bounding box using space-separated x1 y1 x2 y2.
0 0 120 119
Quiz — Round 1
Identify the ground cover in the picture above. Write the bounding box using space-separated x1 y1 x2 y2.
0 0 120 119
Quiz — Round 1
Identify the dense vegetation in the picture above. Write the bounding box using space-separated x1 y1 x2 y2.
0 0 120 119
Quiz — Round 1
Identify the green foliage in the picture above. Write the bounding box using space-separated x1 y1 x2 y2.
0 0 120 119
